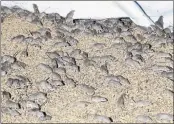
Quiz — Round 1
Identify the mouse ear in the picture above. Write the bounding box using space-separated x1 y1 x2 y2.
33 4 40 14
155 16 163 29
65 10 75 24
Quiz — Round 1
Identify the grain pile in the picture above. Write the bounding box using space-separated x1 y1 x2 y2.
1 5 173 123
